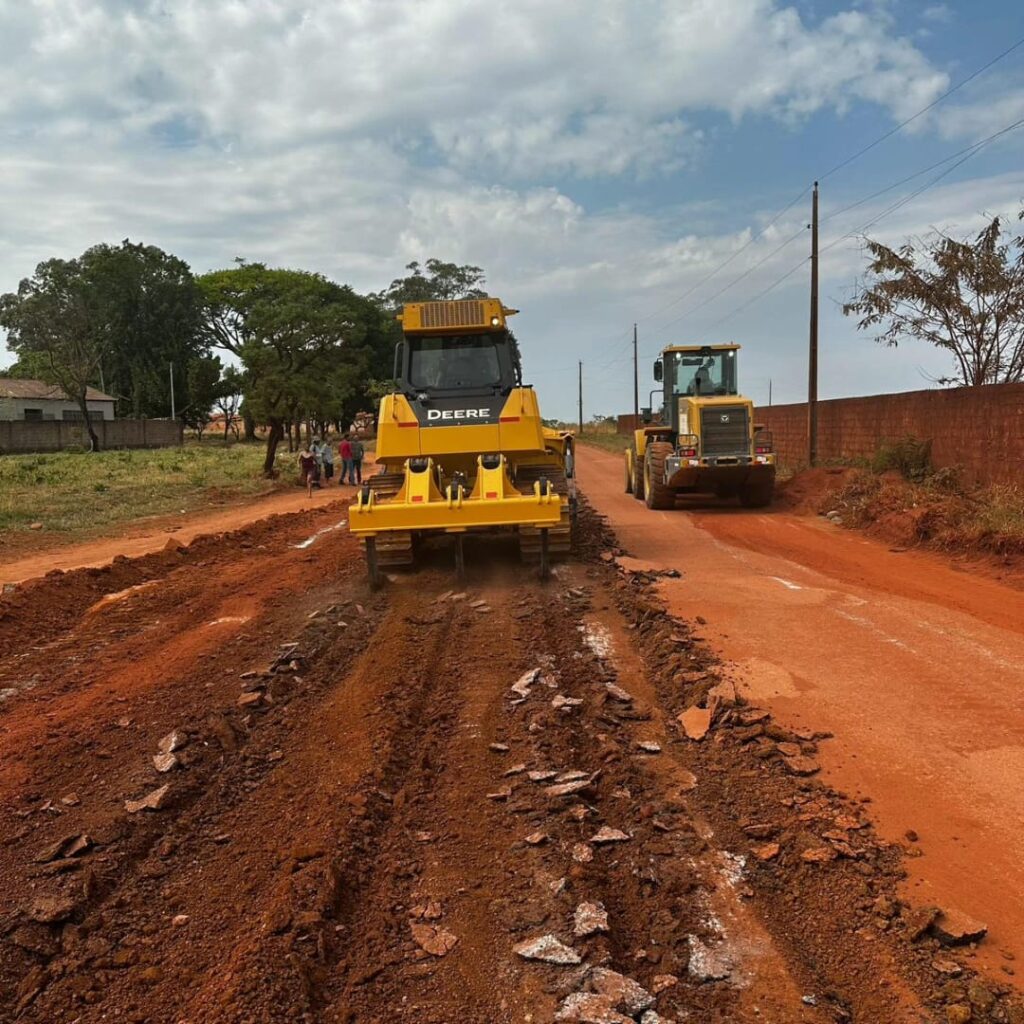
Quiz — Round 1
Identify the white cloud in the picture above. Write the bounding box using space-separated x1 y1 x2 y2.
5 0 1011 418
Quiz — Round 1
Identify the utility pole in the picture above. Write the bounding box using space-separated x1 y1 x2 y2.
808 180 819 467
578 360 583 436
169 362 176 421
632 323 639 425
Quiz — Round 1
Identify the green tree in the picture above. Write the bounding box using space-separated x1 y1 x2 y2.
844 213 1024 386
182 354 224 439
94 241 206 418
198 264 391 475
0 255 114 450
374 258 487 309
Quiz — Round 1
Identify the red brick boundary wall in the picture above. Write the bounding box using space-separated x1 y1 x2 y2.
757 383 1024 486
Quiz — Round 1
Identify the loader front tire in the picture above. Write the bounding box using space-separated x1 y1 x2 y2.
644 442 676 510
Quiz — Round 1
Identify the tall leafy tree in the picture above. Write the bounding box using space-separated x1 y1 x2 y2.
198 264 392 475
374 258 487 309
93 241 206 418
0 254 114 450
844 213 1024 387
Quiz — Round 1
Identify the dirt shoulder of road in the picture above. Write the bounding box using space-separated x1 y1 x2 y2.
774 466 1024 593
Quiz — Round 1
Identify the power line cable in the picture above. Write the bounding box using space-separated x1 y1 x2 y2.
819 33 1024 180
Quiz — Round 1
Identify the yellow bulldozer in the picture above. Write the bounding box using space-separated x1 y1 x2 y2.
349 297 575 584
624 344 775 509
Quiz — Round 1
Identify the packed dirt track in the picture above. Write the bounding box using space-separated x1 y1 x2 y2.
1 483 1022 1022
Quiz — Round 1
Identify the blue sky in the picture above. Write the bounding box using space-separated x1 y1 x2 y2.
1 0 1023 419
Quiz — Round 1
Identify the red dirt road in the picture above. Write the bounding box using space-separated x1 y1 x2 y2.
0 483 356 586
1 476 1021 1021
580 445 1024 975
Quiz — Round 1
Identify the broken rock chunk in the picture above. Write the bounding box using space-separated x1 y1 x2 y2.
933 909 987 946
525 831 548 846
590 967 655 1015
636 740 662 754
513 934 581 965
125 785 171 814
152 752 178 773
25 895 76 924
552 694 584 711
573 901 609 937
511 668 541 698
409 922 459 957
783 756 820 777
572 843 594 864
687 936 733 982
678 706 712 741
590 827 630 845
158 730 188 755
604 684 633 703
555 993 632 1024
544 780 591 799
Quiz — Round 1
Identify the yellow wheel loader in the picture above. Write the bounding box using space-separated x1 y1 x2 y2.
349 297 575 585
624 344 775 510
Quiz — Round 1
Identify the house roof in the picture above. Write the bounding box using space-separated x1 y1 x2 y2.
0 377 115 402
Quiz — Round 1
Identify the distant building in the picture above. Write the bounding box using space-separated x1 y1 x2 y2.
0 378 116 422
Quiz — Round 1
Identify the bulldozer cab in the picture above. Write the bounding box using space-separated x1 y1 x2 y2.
396 299 522 410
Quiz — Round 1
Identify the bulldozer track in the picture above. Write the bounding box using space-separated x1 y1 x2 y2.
514 465 574 562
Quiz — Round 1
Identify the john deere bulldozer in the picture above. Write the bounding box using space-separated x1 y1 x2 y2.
349 297 575 584
624 344 775 510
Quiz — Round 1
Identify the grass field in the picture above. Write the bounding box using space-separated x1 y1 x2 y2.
0 442 286 544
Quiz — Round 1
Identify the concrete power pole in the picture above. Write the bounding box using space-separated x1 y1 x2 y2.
578 360 583 436
169 362 176 421
808 181 819 467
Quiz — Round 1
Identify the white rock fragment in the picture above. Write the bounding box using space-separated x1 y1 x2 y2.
686 936 734 981
556 770 589 783
552 694 584 711
555 993 633 1023
605 684 633 703
636 741 662 754
640 1012 675 1024
573 901 609 937
152 752 178 773
528 770 558 782
544 780 591 799
158 730 188 755
572 843 594 864
513 934 581 965
590 827 631 845
511 668 541 698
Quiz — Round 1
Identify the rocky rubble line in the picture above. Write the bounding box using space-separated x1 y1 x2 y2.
598 534 1024 1024
1 592 385 1018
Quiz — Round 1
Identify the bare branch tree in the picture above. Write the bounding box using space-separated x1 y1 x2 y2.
843 212 1024 386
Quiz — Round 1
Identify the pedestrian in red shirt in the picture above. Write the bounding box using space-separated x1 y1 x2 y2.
339 435 354 485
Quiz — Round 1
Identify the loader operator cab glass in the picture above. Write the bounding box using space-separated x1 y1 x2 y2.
671 350 738 397
409 334 504 391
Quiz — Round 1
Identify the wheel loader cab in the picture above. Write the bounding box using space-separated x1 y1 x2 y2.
626 342 775 510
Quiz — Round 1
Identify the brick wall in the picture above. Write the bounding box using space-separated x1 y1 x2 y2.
757 382 1024 486
0 418 183 454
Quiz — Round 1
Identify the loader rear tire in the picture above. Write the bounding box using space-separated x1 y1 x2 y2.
644 442 676 511
631 449 646 501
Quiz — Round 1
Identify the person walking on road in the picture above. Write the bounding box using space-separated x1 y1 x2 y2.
298 445 317 498
321 436 335 482
339 435 354 485
350 435 365 485
311 438 324 489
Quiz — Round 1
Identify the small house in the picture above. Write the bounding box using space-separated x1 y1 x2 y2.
0 378 116 422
